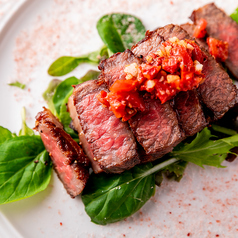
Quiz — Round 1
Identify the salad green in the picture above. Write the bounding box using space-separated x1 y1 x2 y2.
8 81 26 90
0 126 52 204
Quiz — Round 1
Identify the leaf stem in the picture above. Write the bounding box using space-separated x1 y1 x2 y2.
211 124 237 136
140 158 179 178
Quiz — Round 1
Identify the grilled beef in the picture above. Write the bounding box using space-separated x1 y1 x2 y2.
156 24 237 120
67 95 103 174
190 3 238 79
99 49 142 87
68 80 140 173
131 25 208 136
172 90 207 136
129 97 184 161
99 47 184 161
131 31 164 58
35 107 89 198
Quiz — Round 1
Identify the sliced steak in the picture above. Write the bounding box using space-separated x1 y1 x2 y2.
99 48 184 162
131 31 164 59
68 95 103 174
129 96 184 162
131 25 208 136
98 49 142 87
190 3 238 79
155 24 237 120
69 80 140 173
172 90 207 136
35 107 89 198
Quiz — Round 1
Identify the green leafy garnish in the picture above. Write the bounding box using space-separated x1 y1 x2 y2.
0 127 52 204
231 7 238 23
42 79 61 115
211 124 237 136
82 128 238 225
52 76 79 116
82 163 155 225
97 13 146 54
0 126 15 145
19 107 34 136
8 81 26 90
171 128 238 168
48 45 108 76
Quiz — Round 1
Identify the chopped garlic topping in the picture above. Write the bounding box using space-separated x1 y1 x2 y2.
167 74 180 83
165 46 172 55
145 80 156 89
187 43 194 50
194 60 203 73
169 36 179 43
177 40 187 48
124 63 138 77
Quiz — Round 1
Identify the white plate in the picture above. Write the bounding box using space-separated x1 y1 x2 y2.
0 0 238 237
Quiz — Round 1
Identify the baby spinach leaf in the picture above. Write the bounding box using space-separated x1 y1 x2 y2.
19 107 34 136
8 81 26 90
0 136 52 204
171 128 238 168
97 13 146 54
163 160 188 182
0 126 15 145
231 7 238 23
78 70 100 83
155 160 188 186
82 163 155 225
59 90 78 138
42 79 62 115
52 76 79 116
48 45 108 76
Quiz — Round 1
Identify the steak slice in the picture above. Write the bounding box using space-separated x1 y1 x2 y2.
69 80 140 173
131 31 164 59
68 95 103 174
172 90 207 136
129 96 184 162
190 3 238 79
35 107 89 198
98 49 142 87
131 26 208 136
156 24 237 120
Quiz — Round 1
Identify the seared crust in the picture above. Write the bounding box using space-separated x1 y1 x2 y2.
98 49 142 87
35 107 89 198
172 90 208 136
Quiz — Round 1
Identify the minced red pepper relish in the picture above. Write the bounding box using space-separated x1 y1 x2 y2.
207 37 228 62
98 37 206 121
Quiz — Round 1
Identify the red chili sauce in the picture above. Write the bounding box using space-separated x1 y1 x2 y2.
193 18 228 62
98 37 206 121
193 18 207 38
207 37 228 62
